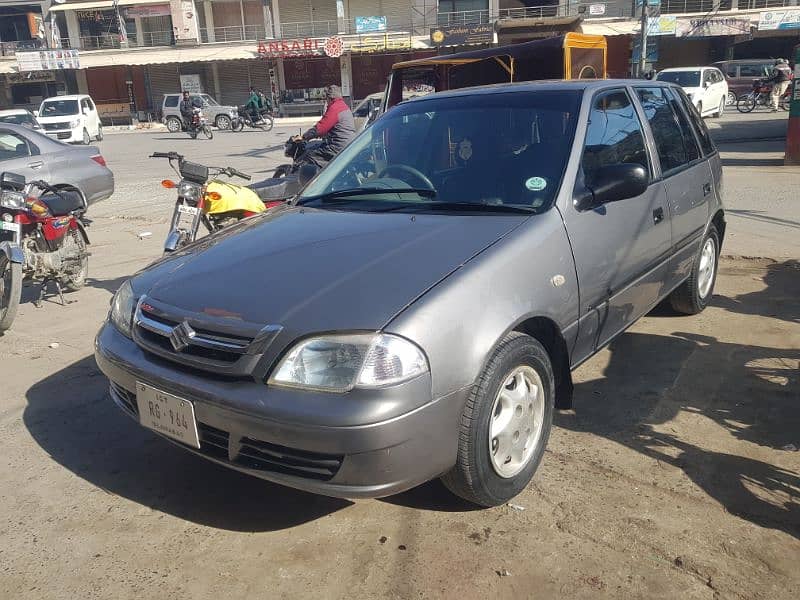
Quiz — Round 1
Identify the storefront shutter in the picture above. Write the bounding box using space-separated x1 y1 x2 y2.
146 63 181 116
212 59 254 106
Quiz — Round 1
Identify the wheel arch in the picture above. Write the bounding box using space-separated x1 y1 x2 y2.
512 316 573 410
711 209 726 246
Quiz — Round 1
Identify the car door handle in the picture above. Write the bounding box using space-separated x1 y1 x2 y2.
28 161 44 169
703 183 712 196
653 207 664 225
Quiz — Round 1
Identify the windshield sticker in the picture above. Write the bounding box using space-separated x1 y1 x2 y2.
525 177 547 192
458 139 473 161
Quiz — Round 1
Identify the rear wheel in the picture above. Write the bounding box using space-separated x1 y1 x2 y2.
725 91 737 106
215 115 232 130
737 96 756 113
166 116 182 133
780 94 790 111
441 332 554 507
0 255 22 333
670 225 719 315
60 230 88 292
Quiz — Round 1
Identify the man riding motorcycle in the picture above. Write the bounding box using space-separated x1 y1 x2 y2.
245 86 265 123
179 91 203 131
767 58 792 111
292 85 355 169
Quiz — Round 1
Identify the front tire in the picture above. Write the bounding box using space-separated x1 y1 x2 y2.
202 126 213 140
441 332 554 507
713 97 724 118
0 255 22 333
215 115 232 130
669 225 719 315
264 115 274 132
737 96 756 113
81 128 90 145
96 124 104 141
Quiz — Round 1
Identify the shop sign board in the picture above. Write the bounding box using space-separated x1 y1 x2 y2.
258 37 344 58
180 74 202 94
355 16 387 33
16 49 80 72
647 15 677 36
125 4 171 18
430 23 494 47
758 10 800 31
347 32 416 53
588 4 606 16
676 17 751 38
7 70 56 84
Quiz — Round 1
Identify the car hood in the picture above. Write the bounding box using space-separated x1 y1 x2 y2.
132 207 525 337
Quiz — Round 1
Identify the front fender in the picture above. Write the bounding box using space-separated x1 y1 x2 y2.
0 240 24 264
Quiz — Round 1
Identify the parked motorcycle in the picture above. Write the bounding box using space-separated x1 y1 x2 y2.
0 172 90 332
232 106 274 132
737 79 790 113
249 136 310 203
151 151 288 253
187 106 214 139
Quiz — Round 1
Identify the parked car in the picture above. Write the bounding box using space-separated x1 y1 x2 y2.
656 66 728 117
712 59 776 104
96 79 724 507
0 108 41 130
37 94 103 144
0 123 113 207
162 93 237 133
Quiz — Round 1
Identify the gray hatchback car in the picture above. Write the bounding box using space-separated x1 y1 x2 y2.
96 80 724 506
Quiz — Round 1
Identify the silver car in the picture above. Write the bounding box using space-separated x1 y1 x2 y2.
161 93 238 132
0 123 114 207
95 80 723 506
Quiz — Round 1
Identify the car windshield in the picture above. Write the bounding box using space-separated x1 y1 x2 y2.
199 94 219 106
0 113 34 126
299 90 581 214
40 99 79 117
656 71 701 87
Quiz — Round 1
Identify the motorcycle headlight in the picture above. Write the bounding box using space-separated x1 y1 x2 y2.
110 280 137 338
178 181 201 201
0 190 25 210
70 118 81 128
269 333 428 393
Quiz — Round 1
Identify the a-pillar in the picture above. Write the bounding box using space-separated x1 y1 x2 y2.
203 1 215 42
65 9 81 49
339 52 352 104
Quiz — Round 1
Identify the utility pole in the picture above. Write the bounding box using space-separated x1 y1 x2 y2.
638 0 648 77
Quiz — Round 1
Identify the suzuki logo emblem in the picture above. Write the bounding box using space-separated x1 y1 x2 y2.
169 321 195 352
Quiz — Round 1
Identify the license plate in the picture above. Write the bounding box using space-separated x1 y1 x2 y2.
135 382 200 449
0 221 20 232
178 204 199 215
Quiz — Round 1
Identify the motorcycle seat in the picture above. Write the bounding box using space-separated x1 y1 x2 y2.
39 190 84 216
249 175 299 201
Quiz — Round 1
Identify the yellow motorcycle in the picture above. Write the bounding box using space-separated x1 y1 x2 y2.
151 151 280 253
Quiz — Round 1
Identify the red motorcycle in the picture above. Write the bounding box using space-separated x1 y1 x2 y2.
0 172 90 332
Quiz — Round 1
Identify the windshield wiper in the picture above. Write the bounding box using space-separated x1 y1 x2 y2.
379 202 538 214
296 187 436 206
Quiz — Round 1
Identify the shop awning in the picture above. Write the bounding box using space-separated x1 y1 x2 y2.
580 20 641 37
49 0 168 12
76 44 263 67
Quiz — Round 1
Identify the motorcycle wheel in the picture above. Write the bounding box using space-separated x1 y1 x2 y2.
189 130 198 139
203 125 213 140
0 254 22 333
780 95 790 111
233 120 244 132
60 230 88 292
264 116 274 132
737 96 756 113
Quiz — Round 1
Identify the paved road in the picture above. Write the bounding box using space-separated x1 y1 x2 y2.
0 111 797 600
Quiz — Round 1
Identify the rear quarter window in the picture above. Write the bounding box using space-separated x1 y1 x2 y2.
164 95 179 108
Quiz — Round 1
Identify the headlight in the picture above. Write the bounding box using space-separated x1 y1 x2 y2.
70 118 81 128
0 190 25 210
269 333 428 392
110 280 136 338
229 109 237 117
178 181 201 201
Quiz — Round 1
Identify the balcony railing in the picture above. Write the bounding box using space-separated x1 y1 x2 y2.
56 31 174 50
199 25 267 43
437 10 491 26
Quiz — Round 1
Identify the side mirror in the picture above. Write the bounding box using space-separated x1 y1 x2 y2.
366 107 380 125
82 107 90 115
703 81 710 88
577 164 648 211
298 163 319 187
33 110 39 117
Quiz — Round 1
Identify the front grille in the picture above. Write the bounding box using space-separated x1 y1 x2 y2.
109 382 341 481
236 437 343 481
131 297 281 377
110 382 137 415
43 121 70 131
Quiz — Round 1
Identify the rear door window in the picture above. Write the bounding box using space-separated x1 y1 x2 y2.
582 89 651 182
739 64 769 78
666 88 701 163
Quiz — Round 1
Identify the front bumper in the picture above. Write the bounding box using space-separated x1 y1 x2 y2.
94 322 467 499
44 128 81 142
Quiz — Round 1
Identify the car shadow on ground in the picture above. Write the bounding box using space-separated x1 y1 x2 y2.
23 355 351 532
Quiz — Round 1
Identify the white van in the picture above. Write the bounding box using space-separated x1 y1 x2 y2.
37 94 103 144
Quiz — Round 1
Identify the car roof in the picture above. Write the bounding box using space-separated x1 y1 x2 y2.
0 109 31 115
41 95 88 101
658 67 714 72
402 78 683 104
712 58 775 64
